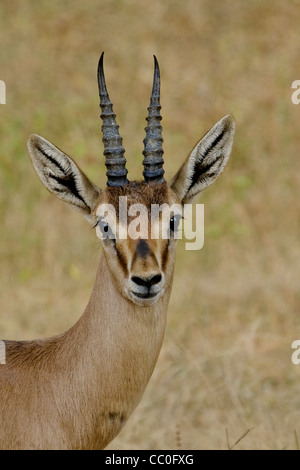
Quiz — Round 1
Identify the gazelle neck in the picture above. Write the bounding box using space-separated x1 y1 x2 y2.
59 252 172 448
80 252 170 364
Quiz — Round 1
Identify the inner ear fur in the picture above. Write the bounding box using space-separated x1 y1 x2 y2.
171 115 235 204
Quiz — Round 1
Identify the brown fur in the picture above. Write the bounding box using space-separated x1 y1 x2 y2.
106 181 170 212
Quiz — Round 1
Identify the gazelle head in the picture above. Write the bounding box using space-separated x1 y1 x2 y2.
28 53 235 306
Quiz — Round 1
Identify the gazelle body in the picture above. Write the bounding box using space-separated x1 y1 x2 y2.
0 53 235 449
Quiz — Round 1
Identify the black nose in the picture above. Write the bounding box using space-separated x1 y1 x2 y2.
131 274 162 290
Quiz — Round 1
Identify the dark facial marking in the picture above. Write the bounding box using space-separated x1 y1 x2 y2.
161 242 169 272
115 246 128 275
136 239 150 259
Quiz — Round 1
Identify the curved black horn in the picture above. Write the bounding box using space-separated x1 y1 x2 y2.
142 56 164 183
97 52 129 187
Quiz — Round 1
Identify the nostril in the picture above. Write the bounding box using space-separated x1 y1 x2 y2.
131 274 162 289
131 276 148 287
150 274 162 287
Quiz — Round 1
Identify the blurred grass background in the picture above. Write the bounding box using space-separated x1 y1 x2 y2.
1 0 300 449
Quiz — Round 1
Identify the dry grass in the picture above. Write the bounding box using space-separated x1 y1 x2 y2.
0 0 300 449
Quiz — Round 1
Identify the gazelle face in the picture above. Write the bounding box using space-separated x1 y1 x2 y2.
27 53 235 309
94 182 181 306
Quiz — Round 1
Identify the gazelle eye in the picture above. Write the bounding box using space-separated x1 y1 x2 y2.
101 222 109 233
96 219 115 240
170 215 181 233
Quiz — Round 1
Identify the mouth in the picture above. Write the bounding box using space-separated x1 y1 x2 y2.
128 289 164 305
131 291 158 299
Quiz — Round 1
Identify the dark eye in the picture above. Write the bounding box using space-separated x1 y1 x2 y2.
170 215 181 233
101 222 109 233
97 219 115 240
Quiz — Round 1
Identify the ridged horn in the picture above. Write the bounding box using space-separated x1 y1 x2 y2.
97 52 129 187
142 55 165 183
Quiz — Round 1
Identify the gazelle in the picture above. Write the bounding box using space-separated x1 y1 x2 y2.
0 53 235 450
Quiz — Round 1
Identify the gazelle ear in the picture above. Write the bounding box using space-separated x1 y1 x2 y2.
171 115 235 204
27 134 101 224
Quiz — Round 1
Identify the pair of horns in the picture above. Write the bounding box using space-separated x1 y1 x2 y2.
97 52 164 187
